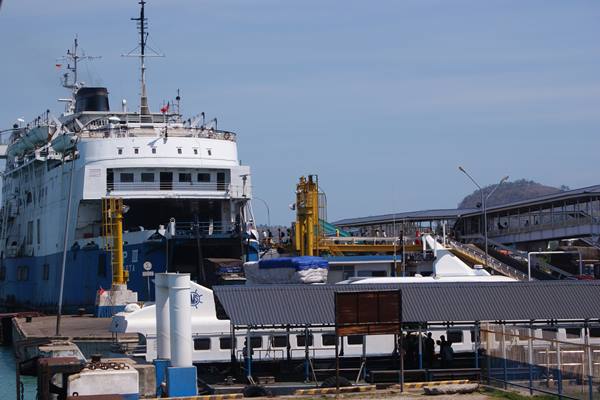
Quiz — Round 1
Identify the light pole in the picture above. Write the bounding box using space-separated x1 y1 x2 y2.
253 196 271 227
459 166 508 266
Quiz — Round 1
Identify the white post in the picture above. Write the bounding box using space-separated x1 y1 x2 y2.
168 273 193 368
527 253 532 281
155 273 172 359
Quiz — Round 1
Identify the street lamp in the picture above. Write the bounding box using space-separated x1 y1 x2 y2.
253 196 271 227
459 166 508 266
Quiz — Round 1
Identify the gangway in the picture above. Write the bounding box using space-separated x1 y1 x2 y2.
320 219 351 237
470 236 572 279
446 238 530 281
294 175 420 257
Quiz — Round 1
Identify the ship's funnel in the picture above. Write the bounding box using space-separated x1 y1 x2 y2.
75 87 110 113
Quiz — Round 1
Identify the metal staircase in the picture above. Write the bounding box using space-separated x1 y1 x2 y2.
446 238 530 281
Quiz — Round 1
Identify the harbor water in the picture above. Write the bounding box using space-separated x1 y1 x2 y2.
0 346 36 400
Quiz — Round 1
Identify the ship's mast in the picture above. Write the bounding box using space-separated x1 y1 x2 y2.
132 0 149 115
125 0 163 118
60 36 100 92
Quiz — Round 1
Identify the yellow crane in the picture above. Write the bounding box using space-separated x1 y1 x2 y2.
294 175 421 256
102 197 128 286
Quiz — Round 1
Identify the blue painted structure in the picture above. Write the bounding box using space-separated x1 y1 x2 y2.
166 366 198 397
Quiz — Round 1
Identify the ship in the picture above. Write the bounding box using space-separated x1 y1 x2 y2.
0 1 259 312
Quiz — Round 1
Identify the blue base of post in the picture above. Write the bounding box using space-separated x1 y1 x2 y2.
94 305 126 318
153 359 170 397
166 366 198 397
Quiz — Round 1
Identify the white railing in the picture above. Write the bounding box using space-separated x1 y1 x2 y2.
108 181 230 192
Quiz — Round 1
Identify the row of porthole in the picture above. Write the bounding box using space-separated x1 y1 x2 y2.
116 147 212 156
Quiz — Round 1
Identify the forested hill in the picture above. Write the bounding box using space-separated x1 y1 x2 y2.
458 179 569 209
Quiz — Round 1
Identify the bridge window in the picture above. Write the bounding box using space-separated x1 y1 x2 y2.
193 148 198 155
134 148 139 154
322 334 336 346
141 173 155 183
194 338 211 350
120 173 134 183
272 335 288 348
177 148 182 154
151 147 156 154
296 334 313 347
117 148 123 155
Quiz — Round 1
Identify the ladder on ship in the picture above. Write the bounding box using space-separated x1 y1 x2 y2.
102 197 127 285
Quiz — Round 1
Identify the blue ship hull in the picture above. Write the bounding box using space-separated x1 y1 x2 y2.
0 241 167 313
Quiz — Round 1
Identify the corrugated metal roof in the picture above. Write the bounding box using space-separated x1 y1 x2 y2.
213 281 600 326
333 208 473 227
332 184 600 226
459 184 600 217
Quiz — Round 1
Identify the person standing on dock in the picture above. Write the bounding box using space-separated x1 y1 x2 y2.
424 332 435 368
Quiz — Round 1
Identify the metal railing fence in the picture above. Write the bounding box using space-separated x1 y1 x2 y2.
481 323 600 400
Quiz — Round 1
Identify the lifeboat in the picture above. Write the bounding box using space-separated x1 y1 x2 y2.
25 125 52 147
51 132 77 153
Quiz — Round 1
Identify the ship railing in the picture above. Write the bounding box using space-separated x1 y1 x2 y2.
170 220 238 236
108 181 232 192
320 236 401 245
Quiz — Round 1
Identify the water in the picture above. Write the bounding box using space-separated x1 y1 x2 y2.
0 346 36 400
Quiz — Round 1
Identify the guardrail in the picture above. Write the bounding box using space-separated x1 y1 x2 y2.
447 238 530 281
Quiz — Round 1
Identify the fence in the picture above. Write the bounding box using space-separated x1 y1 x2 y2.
480 323 600 400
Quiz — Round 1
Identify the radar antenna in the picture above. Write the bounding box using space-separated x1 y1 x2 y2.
123 0 164 118
58 36 101 92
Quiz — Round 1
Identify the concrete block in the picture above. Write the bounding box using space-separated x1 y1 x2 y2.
133 364 155 398
423 383 479 395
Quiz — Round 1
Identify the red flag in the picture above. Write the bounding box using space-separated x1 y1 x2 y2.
160 102 170 114
55 64 62 69
98 286 105 296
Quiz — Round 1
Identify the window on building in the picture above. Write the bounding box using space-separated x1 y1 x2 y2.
207 149 212 156
134 148 139 154
193 148 198 155
541 328 558 340
36 219 41 245
42 263 49 281
565 328 581 339
177 148 182 154
589 328 600 338
348 335 364 345
272 335 288 348
151 147 157 154
141 173 155 183
17 266 28 281
447 330 463 343
0 266 6 281
296 334 313 347
117 148 123 155
197 173 211 182
250 336 262 349
179 173 192 183
322 334 336 346
120 173 134 183
219 337 236 350
194 338 211 350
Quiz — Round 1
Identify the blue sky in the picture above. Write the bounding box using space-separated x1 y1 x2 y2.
1 1 599 225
